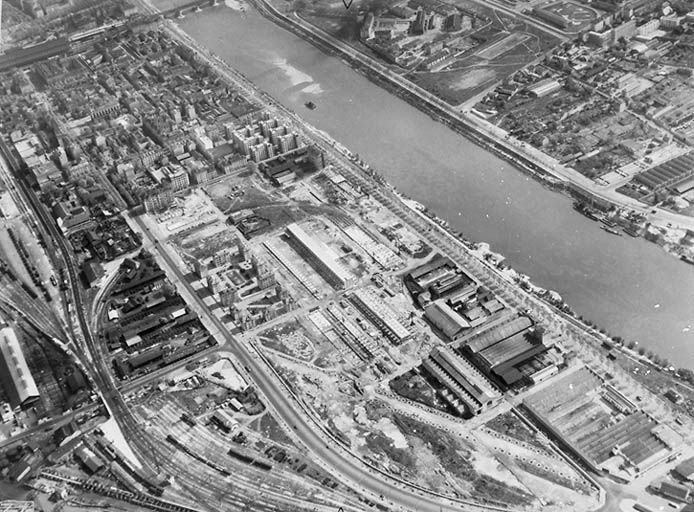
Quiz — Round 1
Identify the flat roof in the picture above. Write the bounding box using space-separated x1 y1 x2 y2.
286 223 352 285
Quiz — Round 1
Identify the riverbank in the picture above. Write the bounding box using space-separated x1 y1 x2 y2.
247 0 694 263
174 2 694 364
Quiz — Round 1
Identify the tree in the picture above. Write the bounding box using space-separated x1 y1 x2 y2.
627 341 636 350
638 347 646 356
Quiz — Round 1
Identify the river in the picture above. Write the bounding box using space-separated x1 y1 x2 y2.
178 5 694 367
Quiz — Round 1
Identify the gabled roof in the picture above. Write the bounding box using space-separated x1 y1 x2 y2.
424 301 469 340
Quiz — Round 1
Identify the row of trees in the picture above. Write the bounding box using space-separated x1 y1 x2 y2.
576 314 673 368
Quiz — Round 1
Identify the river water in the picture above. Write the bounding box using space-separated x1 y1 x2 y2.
178 6 694 366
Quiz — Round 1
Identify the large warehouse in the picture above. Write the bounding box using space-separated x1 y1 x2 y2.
350 287 410 344
405 254 476 307
523 367 681 476
423 346 500 416
0 326 40 408
285 222 355 289
458 315 549 386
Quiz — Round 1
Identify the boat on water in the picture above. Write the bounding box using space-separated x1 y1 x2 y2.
304 101 316 110
573 201 600 221
601 225 623 236
600 216 617 228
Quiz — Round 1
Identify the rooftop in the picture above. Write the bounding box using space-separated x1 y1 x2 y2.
0 326 40 407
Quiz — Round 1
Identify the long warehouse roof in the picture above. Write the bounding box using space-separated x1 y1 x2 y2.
0 326 40 407
286 222 352 284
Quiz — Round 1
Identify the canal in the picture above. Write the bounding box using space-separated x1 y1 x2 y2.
178 5 694 366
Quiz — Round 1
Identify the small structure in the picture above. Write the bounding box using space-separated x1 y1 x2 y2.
656 481 690 503
674 457 694 482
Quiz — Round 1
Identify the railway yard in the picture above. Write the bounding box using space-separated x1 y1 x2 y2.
2 0 694 511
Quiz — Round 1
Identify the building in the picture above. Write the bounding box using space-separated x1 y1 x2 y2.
636 18 659 36
424 300 469 341
0 501 35 512
532 7 568 29
405 255 476 307
53 203 94 235
660 15 681 29
350 287 410 344
74 445 104 473
232 119 302 163
459 315 549 386
144 189 173 212
522 368 681 475
476 327 546 372
674 457 694 482
361 13 376 39
527 78 562 98
191 236 244 278
211 409 239 433
161 166 190 192
285 223 354 289
0 326 40 408
423 346 500 416
656 481 690 502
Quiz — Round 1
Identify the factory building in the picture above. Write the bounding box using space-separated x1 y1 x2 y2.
526 78 562 98
460 315 549 386
349 287 411 344
285 223 355 289
422 346 500 416
0 326 40 408
405 254 476 307
424 300 469 341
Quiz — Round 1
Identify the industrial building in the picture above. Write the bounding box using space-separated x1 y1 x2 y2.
424 300 470 341
0 326 40 408
75 444 104 474
405 254 476 307
526 78 562 98
523 367 681 475
674 457 694 482
350 287 411 344
457 315 549 386
422 346 500 416
285 223 355 289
